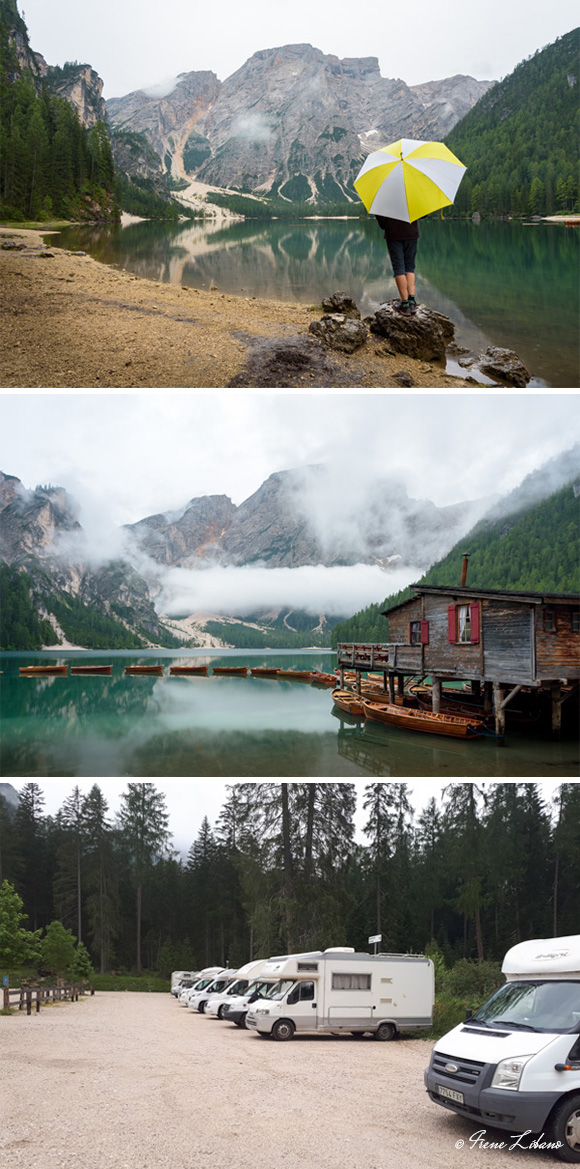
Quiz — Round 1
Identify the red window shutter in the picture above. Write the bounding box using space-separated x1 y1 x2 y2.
470 602 480 643
447 605 456 643
420 620 429 644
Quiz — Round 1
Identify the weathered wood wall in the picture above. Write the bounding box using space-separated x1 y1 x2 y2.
483 600 534 683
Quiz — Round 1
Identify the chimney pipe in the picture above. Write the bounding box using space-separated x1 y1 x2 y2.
461 553 470 587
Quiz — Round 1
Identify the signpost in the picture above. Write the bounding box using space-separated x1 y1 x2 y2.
368 933 382 955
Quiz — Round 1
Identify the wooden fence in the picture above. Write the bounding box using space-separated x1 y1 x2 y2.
2 984 94 1014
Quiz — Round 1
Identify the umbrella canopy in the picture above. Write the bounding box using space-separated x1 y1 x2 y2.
354 138 466 223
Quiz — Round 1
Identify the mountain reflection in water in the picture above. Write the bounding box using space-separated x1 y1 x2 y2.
1 653 578 779
49 217 579 387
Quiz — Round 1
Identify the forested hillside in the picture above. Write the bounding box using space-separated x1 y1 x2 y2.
1 782 578 977
0 0 117 221
332 480 580 646
445 30 579 216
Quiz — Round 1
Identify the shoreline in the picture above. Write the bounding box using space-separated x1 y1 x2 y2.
0 227 474 389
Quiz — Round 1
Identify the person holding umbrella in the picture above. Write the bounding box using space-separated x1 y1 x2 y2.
354 138 466 316
375 213 420 314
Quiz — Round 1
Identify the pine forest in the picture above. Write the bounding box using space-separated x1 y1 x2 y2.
2 782 578 1000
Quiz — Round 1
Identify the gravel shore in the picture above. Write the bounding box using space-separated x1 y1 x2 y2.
0 228 473 389
1 992 545 1169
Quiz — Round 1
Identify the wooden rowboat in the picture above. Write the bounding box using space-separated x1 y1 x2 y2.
125 665 164 676
362 700 483 739
169 665 209 675
332 688 365 717
19 664 68 676
212 666 248 676
276 669 313 681
250 667 280 676
70 665 113 675
309 672 338 687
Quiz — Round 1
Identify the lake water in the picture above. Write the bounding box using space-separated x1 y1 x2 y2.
48 217 579 387
1 651 577 779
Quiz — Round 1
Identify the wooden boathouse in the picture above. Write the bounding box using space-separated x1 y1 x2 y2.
336 577 580 738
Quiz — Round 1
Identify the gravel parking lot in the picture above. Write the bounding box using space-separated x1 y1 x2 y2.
1 992 553 1169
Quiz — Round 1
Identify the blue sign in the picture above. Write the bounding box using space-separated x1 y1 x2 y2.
2 975 8 987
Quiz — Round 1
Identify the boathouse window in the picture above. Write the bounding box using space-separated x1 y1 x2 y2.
544 610 556 632
447 603 480 644
410 621 429 644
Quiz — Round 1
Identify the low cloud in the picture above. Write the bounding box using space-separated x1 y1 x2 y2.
230 113 276 142
156 561 421 619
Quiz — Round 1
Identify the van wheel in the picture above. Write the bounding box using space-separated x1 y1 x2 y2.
550 1094 580 1163
272 1019 295 1041
237 1014 248 1029
374 1022 396 1041
217 1004 226 1019
198 1001 206 1013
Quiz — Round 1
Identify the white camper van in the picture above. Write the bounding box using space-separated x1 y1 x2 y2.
246 947 434 1041
204 960 270 1018
187 969 238 1013
222 979 275 1028
179 967 225 1005
170 970 199 996
424 935 580 1163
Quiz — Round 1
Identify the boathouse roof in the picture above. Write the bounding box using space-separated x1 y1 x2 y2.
381 585 580 618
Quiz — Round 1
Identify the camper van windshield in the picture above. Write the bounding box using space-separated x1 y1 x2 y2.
262 980 295 1001
473 980 580 1033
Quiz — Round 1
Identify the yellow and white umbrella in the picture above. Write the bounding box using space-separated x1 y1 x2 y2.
354 138 466 222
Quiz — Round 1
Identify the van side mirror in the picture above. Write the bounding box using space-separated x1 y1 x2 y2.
464 1009 473 1021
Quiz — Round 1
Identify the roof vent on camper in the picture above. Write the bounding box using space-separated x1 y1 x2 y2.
324 947 356 953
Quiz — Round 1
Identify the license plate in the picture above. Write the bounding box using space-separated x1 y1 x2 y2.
438 1085 464 1104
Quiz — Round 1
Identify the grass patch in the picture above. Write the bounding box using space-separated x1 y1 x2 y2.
91 974 170 993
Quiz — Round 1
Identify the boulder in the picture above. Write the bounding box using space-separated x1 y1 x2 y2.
321 291 361 319
308 313 368 354
369 302 455 363
479 346 530 387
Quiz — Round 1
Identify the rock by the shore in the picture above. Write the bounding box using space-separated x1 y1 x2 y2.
321 291 361 319
308 313 368 353
369 302 455 363
479 345 531 387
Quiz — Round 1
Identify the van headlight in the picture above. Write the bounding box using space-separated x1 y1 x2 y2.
255 1008 270 1016
491 1055 532 1091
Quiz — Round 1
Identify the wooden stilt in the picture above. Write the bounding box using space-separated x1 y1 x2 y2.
388 673 395 703
396 673 404 698
432 676 442 714
551 683 562 739
494 683 506 741
483 681 493 714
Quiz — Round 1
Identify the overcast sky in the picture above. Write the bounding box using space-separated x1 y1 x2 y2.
19 0 578 99
2 392 578 523
2 392 577 620
7 780 565 855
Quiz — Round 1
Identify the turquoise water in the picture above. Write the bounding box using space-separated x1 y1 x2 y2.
1 652 577 778
47 217 579 387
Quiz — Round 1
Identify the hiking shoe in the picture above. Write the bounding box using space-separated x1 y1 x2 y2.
394 299 411 314
407 296 417 313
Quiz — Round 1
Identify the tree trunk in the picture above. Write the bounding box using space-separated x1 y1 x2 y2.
281 784 295 951
475 907 484 962
136 883 142 974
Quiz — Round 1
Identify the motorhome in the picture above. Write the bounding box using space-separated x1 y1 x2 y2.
245 947 434 1041
424 935 580 1163
170 970 199 996
204 960 269 1018
178 967 225 1005
187 969 238 1013
222 979 276 1028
